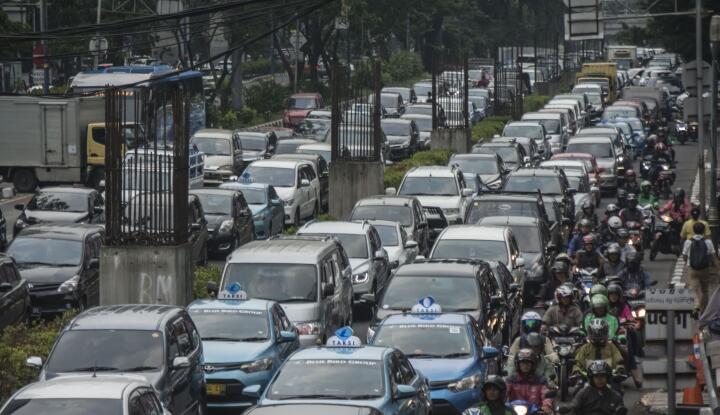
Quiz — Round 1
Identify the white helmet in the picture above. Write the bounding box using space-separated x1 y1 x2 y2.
608 216 623 230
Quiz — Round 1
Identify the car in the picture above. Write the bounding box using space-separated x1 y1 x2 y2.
13 186 105 236
403 104 433 117
297 221 391 302
271 153 329 213
296 142 331 164
520 111 569 153
253 343 431 414
7 224 102 316
464 193 550 227
539 107 577 135
245 404 384 415
283 93 324 128
565 137 621 194
256 127 293 142
335 126 390 162
547 99 584 128
187 297 300 410
371 92 405 117
215 235 353 346
219 182 285 239
296 118 331 142
491 137 540 164
275 138 319 155
381 118 419 160
190 188 255 257
192 128 245 185
364 220 418 268
539 160 599 207
576 126 627 158
449 153 508 191
0 376 170 415
553 94 590 124
242 159 321 227
477 216 557 293
551 152 602 190
382 86 417 104
390 166 473 225
602 104 641 121
400 114 433 149
486 260 523 342
0 208 6 250
0 254 30 332
364 259 503 347
29 305 205 415
234 130 277 163
413 81 433 103
369 312 501 414
306 110 332 119
502 168 575 225
471 142 528 171
501 121 552 159
349 196 431 257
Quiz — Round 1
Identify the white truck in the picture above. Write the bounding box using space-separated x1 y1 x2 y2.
607 46 638 70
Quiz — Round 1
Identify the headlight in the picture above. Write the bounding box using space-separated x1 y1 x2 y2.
513 406 529 415
15 218 26 228
443 208 460 216
635 308 646 318
284 198 295 206
661 214 673 223
449 375 480 392
662 164 669 171
219 220 234 233
241 357 273 373
296 321 321 335
218 165 233 172
58 275 80 293
352 272 369 284
559 345 573 357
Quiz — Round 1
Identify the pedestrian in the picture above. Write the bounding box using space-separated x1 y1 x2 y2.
683 222 719 317
425 91 433 104
680 204 711 240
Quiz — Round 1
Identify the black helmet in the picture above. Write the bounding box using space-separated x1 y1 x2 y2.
515 348 538 370
607 283 623 297
526 332 545 349
587 360 613 378
588 318 609 345
552 261 569 274
606 243 621 257
482 375 507 394
691 206 701 219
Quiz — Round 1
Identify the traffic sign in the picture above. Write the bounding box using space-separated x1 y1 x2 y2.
564 0 603 41
646 310 695 340
681 60 711 94
646 288 695 311
32 44 45 68
89 37 109 54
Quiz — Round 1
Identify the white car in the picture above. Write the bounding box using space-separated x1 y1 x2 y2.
521 112 569 153
242 159 320 227
365 219 418 268
388 165 473 224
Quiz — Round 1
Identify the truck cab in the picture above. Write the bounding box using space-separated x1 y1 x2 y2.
86 123 145 189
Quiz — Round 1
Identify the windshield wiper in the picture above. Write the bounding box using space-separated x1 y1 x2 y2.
346 394 382 399
202 336 241 342
237 337 268 342
441 352 471 358
18 261 54 267
278 394 346 400
449 308 478 312
282 297 312 302
405 353 441 358
65 366 118 372
122 366 158 372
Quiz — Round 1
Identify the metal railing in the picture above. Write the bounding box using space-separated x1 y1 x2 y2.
432 57 470 130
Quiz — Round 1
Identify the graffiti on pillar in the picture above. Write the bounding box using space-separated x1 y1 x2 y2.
139 272 176 304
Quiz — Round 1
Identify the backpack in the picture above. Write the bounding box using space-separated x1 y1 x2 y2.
690 239 710 270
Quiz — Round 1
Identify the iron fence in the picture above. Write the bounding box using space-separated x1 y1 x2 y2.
105 81 192 246
494 46 525 118
431 57 469 130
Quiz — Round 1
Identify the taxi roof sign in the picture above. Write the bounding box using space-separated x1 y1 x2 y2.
218 282 248 300
326 326 362 347
411 296 442 314
240 171 253 184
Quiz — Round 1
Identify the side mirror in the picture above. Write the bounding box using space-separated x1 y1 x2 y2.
14 204 24 211
515 257 526 268
405 240 418 250
190 223 201 231
361 293 376 304
26 356 43 368
278 330 298 343
87 258 100 269
374 249 386 261
462 188 474 197
271 198 282 205
242 384 262 398
300 178 311 187
207 281 219 297
395 384 418 400
385 187 397 195
523 156 532 165
172 356 190 369
481 346 500 359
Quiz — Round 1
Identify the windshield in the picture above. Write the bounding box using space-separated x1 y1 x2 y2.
432 239 509 263
298 119 331 136
27 192 87 213
351 206 413 227
504 176 562 194
267 359 384 399
604 107 636 119
566 142 613 158
223 263 318 302
9 238 82 266
525 119 560 134
244 166 295 187
585 93 602 105
298 148 331 163
381 95 399 108
450 157 499 175
0 399 122 415
503 125 543 139
46 330 163 373
466 201 538 223
414 84 432 96
288 97 317 109
300 233 368 258
189 308 269 341
381 122 411 136
373 324 472 358
240 189 267 204
566 176 586 192
385 89 410 101
509 226 541 252
381 275 480 311
374 224 399 246
238 135 267 151
193 137 231 156
474 147 518 164
194 193 231 215
469 96 487 109
399 177 458 196
404 116 431 131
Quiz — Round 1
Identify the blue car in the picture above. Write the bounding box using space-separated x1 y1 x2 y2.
369 312 500 414
219 182 285 239
251 336 432 414
187 297 300 410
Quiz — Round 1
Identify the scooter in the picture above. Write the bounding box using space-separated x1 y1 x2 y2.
689 121 699 142
675 121 688 145
548 325 585 401
626 288 647 355
649 213 682 260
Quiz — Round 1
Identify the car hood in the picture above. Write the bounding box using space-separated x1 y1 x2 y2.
17 265 80 284
43 371 162 388
274 187 296 201
279 302 320 323
412 196 461 210
242 150 266 161
25 211 88 223
349 258 371 274
203 340 271 364
287 109 311 118
409 357 476 382
387 135 410 144
204 155 233 170
595 158 616 169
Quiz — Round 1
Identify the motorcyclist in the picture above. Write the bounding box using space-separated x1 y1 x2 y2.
575 234 605 269
537 261 572 304
619 194 644 225
474 375 513 415
583 294 620 339
680 204 711 240
642 134 658 157
505 349 554 414
562 360 627 415
638 180 659 208
660 188 691 223
506 333 557 381
616 228 637 263
542 285 584 330
576 201 600 230
607 283 642 389
507 311 555 367
657 127 675 161
600 216 623 246
624 170 640 194
568 219 594 257
600 204 620 232
573 318 626 381
599 243 625 280
617 250 653 290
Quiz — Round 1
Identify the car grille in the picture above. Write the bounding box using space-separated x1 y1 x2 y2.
431 399 461 415
205 172 224 181
429 380 453 390
423 206 448 228
28 282 60 292
206 379 253 404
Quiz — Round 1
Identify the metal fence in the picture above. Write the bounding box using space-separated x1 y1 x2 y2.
105 82 192 246
330 61 382 162
432 57 469 130
494 46 525 118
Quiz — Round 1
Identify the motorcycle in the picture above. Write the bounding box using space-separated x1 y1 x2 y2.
626 288 647 355
650 213 682 260
509 400 544 415
624 220 644 251
616 188 628 210
548 325 585 401
654 163 675 199
675 121 688 145
639 204 656 250
639 155 653 180
575 267 599 311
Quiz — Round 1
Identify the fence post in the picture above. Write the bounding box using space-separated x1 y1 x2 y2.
373 61 382 161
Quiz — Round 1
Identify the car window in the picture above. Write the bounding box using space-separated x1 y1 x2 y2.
271 306 284 339
389 356 404 386
274 304 292 331
172 317 192 356
0 264 19 285
128 391 144 415
397 353 416 384
322 258 336 287
166 323 180 360
237 193 249 210
369 228 381 253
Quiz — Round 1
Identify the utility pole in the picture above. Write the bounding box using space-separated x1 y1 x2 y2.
294 14 299 93
697 0 706 219
406 14 410 50
94 0 102 69
270 11 275 80
709 15 720 243
40 0 48 93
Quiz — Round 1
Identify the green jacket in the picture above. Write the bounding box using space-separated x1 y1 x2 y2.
573 342 625 376
583 313 620 339
638 192 658 208
476 403 513 415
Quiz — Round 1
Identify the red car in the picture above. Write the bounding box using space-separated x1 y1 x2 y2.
551 152 601 187
283 93 324 128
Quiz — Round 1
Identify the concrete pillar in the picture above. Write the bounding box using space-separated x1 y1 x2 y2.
430 129 471 154
100 243 194 306
329 161 384 220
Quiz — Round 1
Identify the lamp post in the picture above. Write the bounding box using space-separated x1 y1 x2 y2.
709 15 720 244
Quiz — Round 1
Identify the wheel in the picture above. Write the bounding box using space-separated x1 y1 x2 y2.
313 202 319 219
560 362 570 401
89 167 105 190
12 169 37 193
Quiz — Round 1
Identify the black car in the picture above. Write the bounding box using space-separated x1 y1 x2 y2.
190 188 255 257
7 224 102 316
14 186 105 236
0 208 7 250
235 130 278 163
471 142 528 171
486 260 523 344
29 305 206 415
0 254 30 331
501 168 575 227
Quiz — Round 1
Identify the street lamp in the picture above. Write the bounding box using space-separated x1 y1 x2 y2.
708 15 720 244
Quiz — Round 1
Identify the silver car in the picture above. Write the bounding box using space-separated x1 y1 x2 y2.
364 220 418 268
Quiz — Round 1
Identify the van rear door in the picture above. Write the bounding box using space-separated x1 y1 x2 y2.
42 103 66 165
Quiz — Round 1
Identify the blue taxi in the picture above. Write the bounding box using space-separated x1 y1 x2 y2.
369 304 500 414
219 181 285 239
187 292 300 410
249 328 432 415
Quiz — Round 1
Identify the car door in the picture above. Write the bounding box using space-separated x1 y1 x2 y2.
166 317 194 414
482 271 504 346
389 354 420 415
0 262 25 329
271 305 296 361
304 165 320 212
268 186 284 233
319 257 336 336
235 192 253 244
81 233 101 307
332 249 353 326
232 134 244 174
496 263 521 335
138 389 164 415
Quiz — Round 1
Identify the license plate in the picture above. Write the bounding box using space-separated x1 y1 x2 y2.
206 384 226 396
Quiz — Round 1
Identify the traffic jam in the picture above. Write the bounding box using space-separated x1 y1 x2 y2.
0 47 693 415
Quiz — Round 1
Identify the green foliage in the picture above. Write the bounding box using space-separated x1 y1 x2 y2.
193 265 222 300
283 226 298 235
208 107 240 129
0 312 78 400
384 51 425 83
317 213 334 221
237 107 257 125
471 116 511 143
245 80 290 117
241 58 271 78
524 96 550 113
383 149 453 189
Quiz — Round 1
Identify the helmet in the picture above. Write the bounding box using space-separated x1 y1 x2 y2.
579 218 592 230
591 293 609 310
583 234 595 245
588 317 609 344
555 285 574 302
515 348 539 368
641 180 652 190
607 283 623 297
608 216 623 230
648 134 658 142
587 360 613 378
521 311 542 333
606 204 619 215
590 285 609 298
626 193 637 202
655 143 667 152
526 332 545 349
555 253 572 264
582 201 594 211
617 228 629 238
482 375 507 394
552 261 569 274
625 169 636 179
606 243 621 256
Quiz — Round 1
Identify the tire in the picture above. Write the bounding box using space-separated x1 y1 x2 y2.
313 202 319 219
560 362 570 401
12 169 38 193
293 208 301 228
89 167 105 190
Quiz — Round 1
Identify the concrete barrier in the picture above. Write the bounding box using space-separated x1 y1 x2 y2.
329 161 384 220
430 129 471 154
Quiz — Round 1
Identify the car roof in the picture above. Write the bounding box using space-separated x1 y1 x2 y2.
354 195 417 207
522 112 559 120
188 298 274 312
438 225 508 241
37 186 95 195
407 166 456 177
299 221 370 235
15 224 102 240
297 143 331 151
506 121 542 127
290 345 390 361
68 305 183 331
219 182 269 191
472 193 537 202
227 237 340 264
190 188 238 197
540 160 584 167
510 168 562 177
234 131 269 138
568 136 612 144
15 375 148 400
249 159 306 169
192 128 233 139
381 118 412 125
272 153 321 163
477 215 540 227
277 139 317 145
450 153 496 160
478 142 519 149
380 312 469 326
